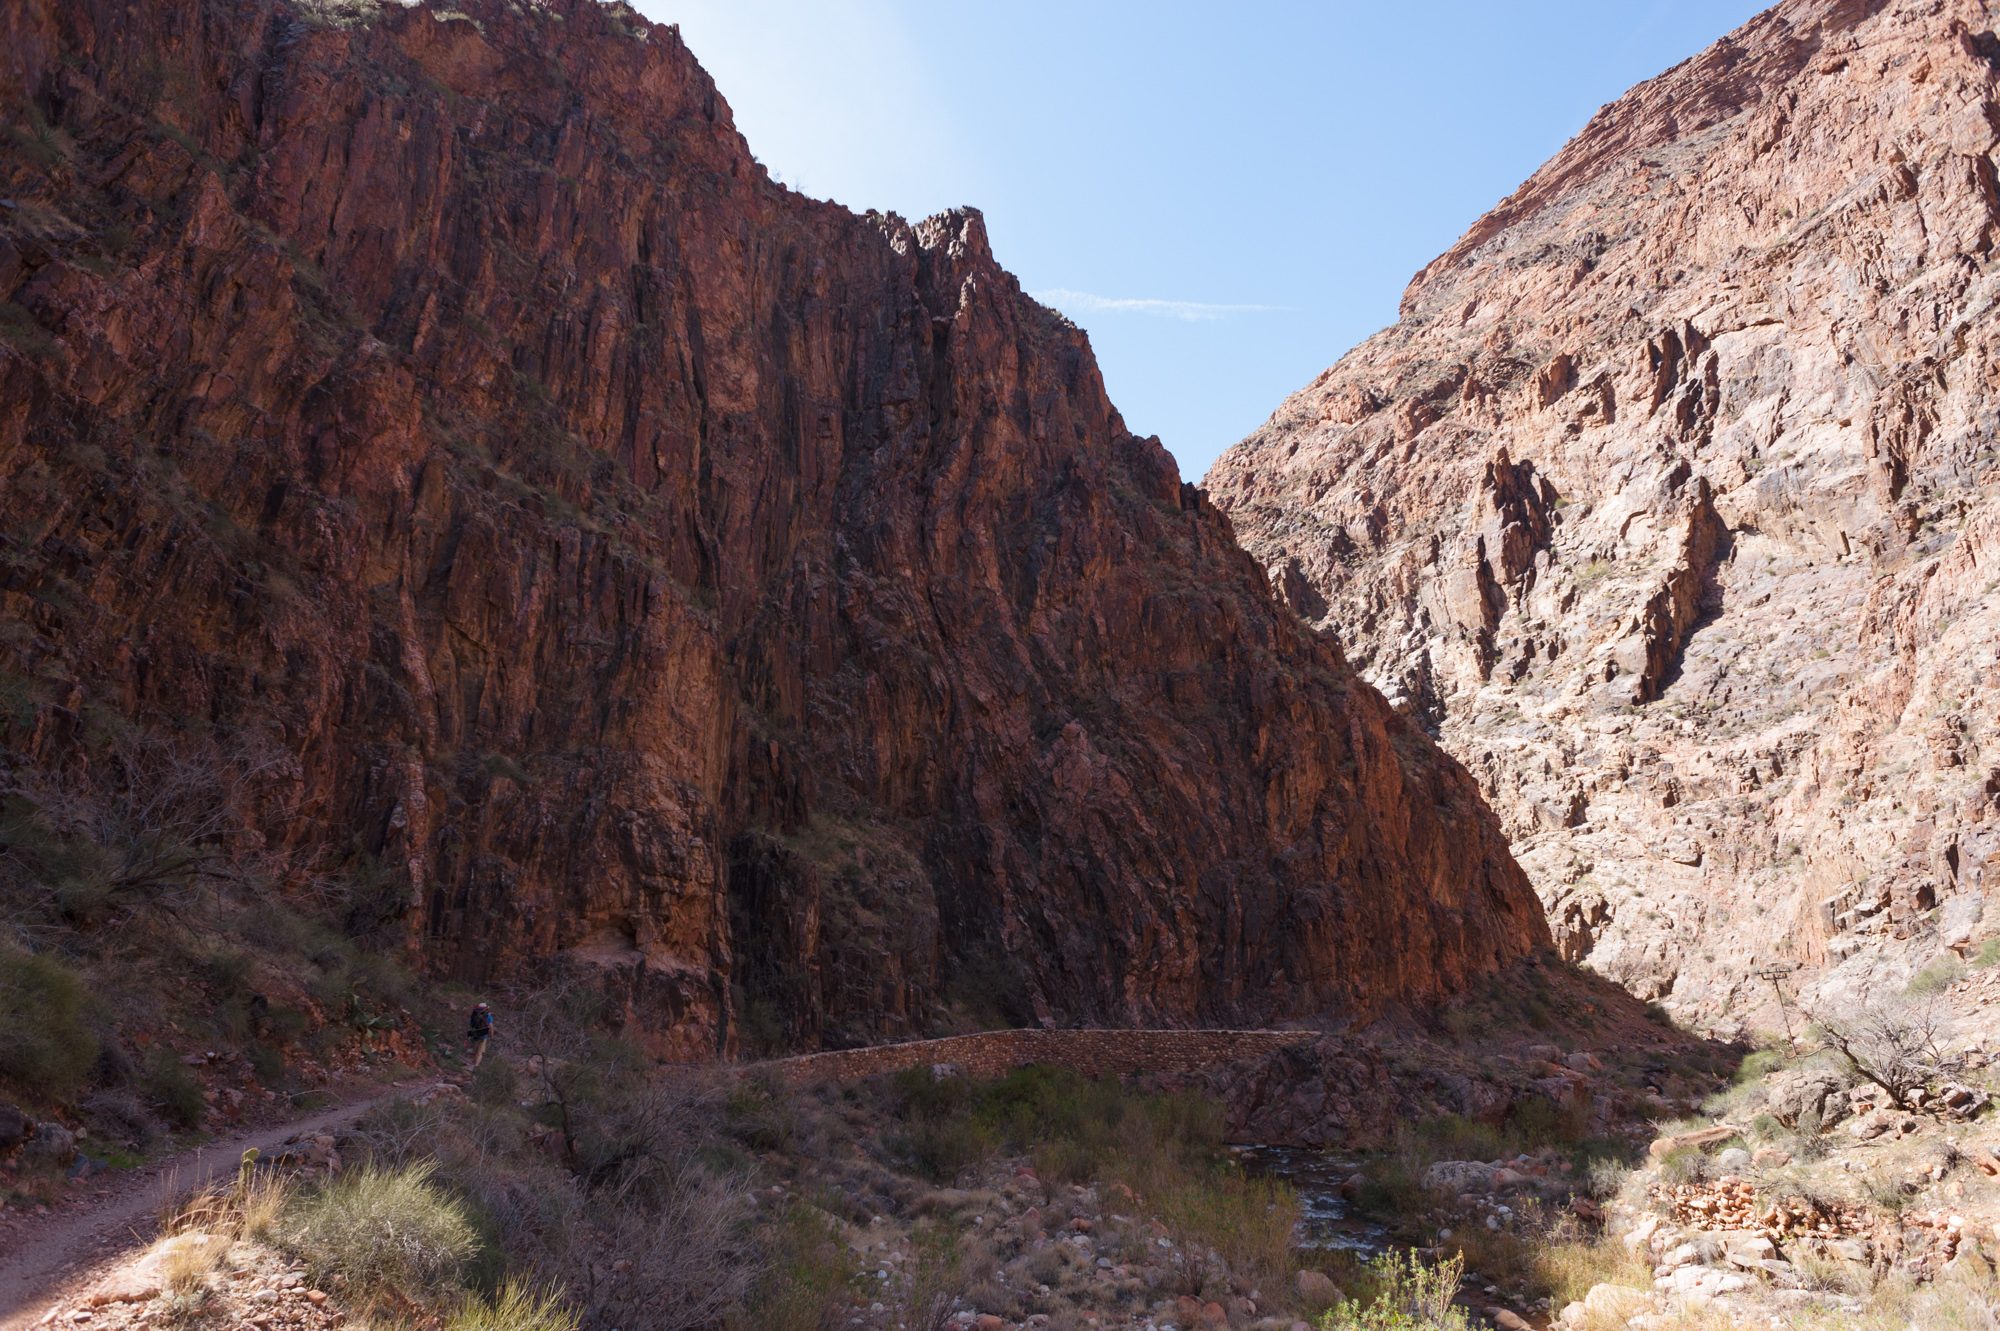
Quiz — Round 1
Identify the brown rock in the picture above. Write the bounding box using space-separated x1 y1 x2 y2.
1648 1125 1736 1160
1295 1268 1343 1306
0 0 1546 1053
1208 0 2000 1027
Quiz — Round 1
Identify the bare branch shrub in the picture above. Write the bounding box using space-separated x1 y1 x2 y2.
1805 997 1956 1102
587 1168 756 1331
0 731 294 939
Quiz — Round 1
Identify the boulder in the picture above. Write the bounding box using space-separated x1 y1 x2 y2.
0 1103 28 1152
1422 1160 1499 1194
1647 1125 1736 1159
1294 1269 1343 1307
22 1122 76 1166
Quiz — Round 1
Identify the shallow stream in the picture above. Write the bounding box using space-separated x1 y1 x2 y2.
1232 1144 1390 1255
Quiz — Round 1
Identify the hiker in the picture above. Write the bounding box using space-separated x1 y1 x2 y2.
466 1002 495 1068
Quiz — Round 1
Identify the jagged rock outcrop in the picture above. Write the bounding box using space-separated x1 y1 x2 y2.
0 0 1546 1055
1209 0 2000 1032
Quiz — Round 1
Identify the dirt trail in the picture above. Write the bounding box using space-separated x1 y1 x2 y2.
0 1080 436 1331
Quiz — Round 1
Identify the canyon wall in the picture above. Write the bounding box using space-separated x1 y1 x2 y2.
0 0 1546 1056
1209 0 2000 1032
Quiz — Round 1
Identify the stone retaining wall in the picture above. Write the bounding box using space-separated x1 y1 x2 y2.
744 1028 1318 1087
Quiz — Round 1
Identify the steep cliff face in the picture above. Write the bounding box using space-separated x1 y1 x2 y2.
1209 0 2000 1031
0 0 1546 1055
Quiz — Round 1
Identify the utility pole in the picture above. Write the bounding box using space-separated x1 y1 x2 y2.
1754 963 1800 1041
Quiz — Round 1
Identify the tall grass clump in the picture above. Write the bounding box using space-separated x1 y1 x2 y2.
447 1282 579 1331
286 1160 479 1299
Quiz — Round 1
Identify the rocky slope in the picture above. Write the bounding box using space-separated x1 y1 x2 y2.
1208 0 2000 1032
0 0 1545 1057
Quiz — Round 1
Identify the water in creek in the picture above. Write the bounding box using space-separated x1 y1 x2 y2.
1233 1145 1391 1255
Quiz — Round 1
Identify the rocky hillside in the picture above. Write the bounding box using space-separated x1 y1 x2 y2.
1208 0 2000 1031
0 0 1546 1058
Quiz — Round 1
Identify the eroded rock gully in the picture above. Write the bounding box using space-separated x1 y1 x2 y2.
0 0 1547 1057
1209 0 2000 1031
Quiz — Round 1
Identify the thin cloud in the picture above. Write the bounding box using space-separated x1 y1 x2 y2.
1032 288 1288 323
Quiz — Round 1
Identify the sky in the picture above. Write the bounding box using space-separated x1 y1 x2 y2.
639 1 1769 480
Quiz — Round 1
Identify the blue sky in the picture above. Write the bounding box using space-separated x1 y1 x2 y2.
639 1 1768 479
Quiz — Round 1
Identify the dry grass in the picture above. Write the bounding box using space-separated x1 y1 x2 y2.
1528 1219 1655 1308
447 1281 580 1331
158 1151 294 1243
160 1234 227 1293
285 1160 478 1299
156 1233 229 1325
1559 1283 1653 1331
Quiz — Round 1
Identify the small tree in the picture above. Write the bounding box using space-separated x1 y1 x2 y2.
1806 997 1954 1103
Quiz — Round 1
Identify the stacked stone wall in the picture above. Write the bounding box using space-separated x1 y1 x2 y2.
745 1028 1316 1087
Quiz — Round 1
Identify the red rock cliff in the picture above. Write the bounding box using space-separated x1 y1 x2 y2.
0 0 1547 1055
1208 0 2000 1031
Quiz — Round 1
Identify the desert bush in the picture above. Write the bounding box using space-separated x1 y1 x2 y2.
448 1282 579 1331
589 1167 756 1331
143 1048 206 1129
1735 1047 1788 1082
247 1042 287 1087
739 1202 856 1331
161 1234 226 1293
723 1077 800 1153
1973 937 2000 969
0 734 287 932
285 1160 479 1299
0 945 98 1101
469 1056 518 1108
898 1114 995 1184
80 1089 160 1152
1320 1249 1470 1330
1657 1143 1711 1186
901 1220 966 1331
1907 958 1966 996
1155 1171 1300 1293
1351 1153 1430 1220
1525 1214 1653 1307
1807 998 1954 1100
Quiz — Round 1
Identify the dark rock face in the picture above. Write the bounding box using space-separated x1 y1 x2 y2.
0 0 1546 1056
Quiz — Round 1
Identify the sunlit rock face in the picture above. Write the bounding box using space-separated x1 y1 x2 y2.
0 0 1546 1056
1209 0 2000 1033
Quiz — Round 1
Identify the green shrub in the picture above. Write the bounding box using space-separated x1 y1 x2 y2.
1657 1144 1710 1186
448 1282 578 1331
1906 958 1965 996
469 1056 518 1109
1735 1048 1788 1083
197 945 254 995
901 1220 965 1331
143 1048 206 1129
1973 937 2000 968
0 946 98 1102
1157 1170 1300 1293
247 1042 287 1088
1321 1249 1470 1330
897 1115 993 1184
286 1161 479 1298
724 1079 799 1152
